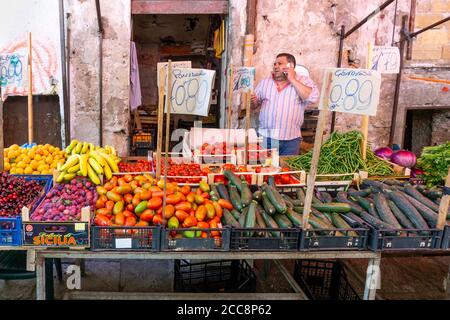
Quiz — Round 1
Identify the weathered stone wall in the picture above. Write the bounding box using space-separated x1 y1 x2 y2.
431 110 450 145
66 0 130 155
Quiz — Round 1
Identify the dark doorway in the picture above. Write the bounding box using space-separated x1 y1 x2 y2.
3 95 62 148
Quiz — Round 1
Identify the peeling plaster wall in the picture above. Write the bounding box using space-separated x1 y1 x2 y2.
66 0 130 155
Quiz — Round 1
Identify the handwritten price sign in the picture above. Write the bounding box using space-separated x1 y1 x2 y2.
0 53 28 99
165 68 216 117
370 46 400 74
319 68 381 116
157 61 191 91
232 67 255 93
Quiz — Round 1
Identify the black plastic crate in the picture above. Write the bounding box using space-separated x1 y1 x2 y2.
367 227 443 251
300 227 369 251
442 226 450 250
293 259 360 300
160 227 231 251
91 226 160 251
230 227 301 251
174 259 256 293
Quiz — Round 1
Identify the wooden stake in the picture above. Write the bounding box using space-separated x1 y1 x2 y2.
162 60 173 225
302 71 333 229
245 92 251 165
156 68 165 179
0 91 3 172
243 34 254 166
28 32 33 144
227 65 234 129
437 167 450 230
361 42 372 161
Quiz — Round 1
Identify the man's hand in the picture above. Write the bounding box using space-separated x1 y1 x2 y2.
283 64 296 83
250 93 260 109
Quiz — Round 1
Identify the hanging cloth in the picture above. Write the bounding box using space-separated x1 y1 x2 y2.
130 41 142 111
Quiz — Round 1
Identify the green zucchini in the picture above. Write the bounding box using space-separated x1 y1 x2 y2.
244 201 257 237
253 190 262 201
285 207 302 227
293 206 304 214
273 213 293 228
216 183 230 201
281 194 294 209
345 212 368 226
210 184 220 201
312 195 323 205
255 206 267 229
354 196 380 219
229 184 243 211
348 188 372 197
421 189 443 200
291 199 304 207
259 209 281 237
336 192 365 215
311 202 352 213
308 215 334 231
262 191 277 215
401 193 438 228
360 211 397 230
230 209 241 221
223 169 243 192
319 192 333 203
311 209 336 229
322 212 334 224
222 208 241 228
388 191 429 229
331 213 358 237
238 206 249 227
240 178 253 207
296 188 306 205
263 184 287 214
388 200 415 229
402 186 440 212
373 193 402 228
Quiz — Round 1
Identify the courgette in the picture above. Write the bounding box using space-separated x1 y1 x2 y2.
312 195 323 205
318 192 333 203
285 207 303 227
402 186 440 212
281 194 294 209
388 200 415 229
216 183 230 201
240 178 253 207
259 209 280 237
402 193 438 228
229 184 243 211
238 206 249 227
262 191 277 215
311 208 336 229
388 191 429 229
360 211 397 230
344 212 368 226
273 213 293 228
336 193 365 215
244 201 257 237
311 202 352 213
263 184 288 214
253 190 262 201
331 213 358 237
354 196 380 219
230 209 241 221
222 208 241 228
421 189 443 200
223 169 243 192
348 188 372 197
255 206 267 229
296 188 306 205
373 193 402 228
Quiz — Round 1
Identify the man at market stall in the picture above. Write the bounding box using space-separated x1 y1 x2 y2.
251 53 319 155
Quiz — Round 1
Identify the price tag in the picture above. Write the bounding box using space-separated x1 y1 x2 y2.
370 46 400 74
115 238 132 249
74 223 85 232
232 67 255 93
157 61 192 91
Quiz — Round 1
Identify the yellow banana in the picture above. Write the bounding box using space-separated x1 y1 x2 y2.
98 152 119 173
76 171 83 176
90 151 106 166
74 141 83 154
80 142 89 154
64 173 76 181
65 140 78 154
79 154 88 177
67 164 80 173
56 171 66 183
88 157 104 175
89 143 95 152
87 163 101 185
110 146 117 156
60 154 79 172
103 161 113 180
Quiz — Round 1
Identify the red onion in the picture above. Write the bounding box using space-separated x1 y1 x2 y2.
411 168 424 178
390 150 417 168
374 147 393 160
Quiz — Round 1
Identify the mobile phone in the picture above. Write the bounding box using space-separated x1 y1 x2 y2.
283 63 291 76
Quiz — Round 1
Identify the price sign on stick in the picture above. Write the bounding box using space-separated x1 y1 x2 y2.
165 68 216 117
157 61 191 91
370 46 400 74
232 67 255 93
0 53 28 100
319 68 381 116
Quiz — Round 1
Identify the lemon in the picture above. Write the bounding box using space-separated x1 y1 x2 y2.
24 167 33 174
48 146 55 153
10 144 19 150
41 170 50 174
23 156 31 164
50 162 58 169
35 154 42 161
4 163 11 171
11 163 16 168
28 151 36 159
30 160 39 170
9 168 17 174
33 171 40 175
45 155 53 164
15 168 24 174
17 161 27 169
4 157 9 163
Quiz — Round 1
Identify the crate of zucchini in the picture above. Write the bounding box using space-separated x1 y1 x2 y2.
338 180 445 251
219 170 301 251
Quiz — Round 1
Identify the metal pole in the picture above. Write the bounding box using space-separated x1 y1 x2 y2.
391 0 399 46
388 15 408 146
59 0 70 146
409 16 450 38
330 25 345 133
95 0 104 147
406 0 417 60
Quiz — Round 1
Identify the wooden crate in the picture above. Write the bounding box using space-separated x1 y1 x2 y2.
256 170 306 187
235 148 280 167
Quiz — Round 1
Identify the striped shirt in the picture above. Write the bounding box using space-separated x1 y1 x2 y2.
254 75 319 140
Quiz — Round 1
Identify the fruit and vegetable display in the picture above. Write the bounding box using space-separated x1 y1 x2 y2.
30 179 97 222
118 160 153 173
285 131 394 177
56 140 121 185
0 173 46 217
417 142 450 188
159 161 211 184
3 144 66 175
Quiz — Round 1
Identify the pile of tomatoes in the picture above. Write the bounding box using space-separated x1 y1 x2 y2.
262 168 300 185
118 160 153 173
156 160 212 184
200 142 236 155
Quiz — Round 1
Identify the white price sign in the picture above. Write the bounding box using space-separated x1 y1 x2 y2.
165 68 216 117
232 67 255 92
370 46 400 74
319 68 381 116
157 61 191 90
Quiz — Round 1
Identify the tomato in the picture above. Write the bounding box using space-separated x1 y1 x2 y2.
147 197 163 210
166 193 182 205
152 214 164 225
140 209 155 222
123 194 133 204
94 214 112 226
175 201 192 212
105 201 115 212
122 210 134 218
180 185 191 196
218 199 233 210
114 212 125 226
126 204 134 212
280 174 291 184
183 216 198 228
195 205 207 222
197 221 209 229
163 204 175 219
175 210 189 223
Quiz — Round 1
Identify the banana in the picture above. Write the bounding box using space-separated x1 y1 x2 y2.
90 151 106 166
56 171 66 183
80 142 89 154
76 171 83 176
65 140 78 154
88 157 104 175
74 141 83 154
67 164 80 173
87 163 101 185
79 154 88 177
60 154 79 172
110 146 117 156
64 173 76 181
89 143 95 152
103 161 113 180
98 152 119 173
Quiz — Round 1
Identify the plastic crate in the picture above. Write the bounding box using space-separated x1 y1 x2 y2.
12 174 53 211
367 227 443 251
174 259 256 293
0 216 22 246
91 225 160 251
293 259 361 300
230 227 301 251
160 227 231 251
441 226 450 250
300 227 369 251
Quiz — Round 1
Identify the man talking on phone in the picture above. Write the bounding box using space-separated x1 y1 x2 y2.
251 53 319 155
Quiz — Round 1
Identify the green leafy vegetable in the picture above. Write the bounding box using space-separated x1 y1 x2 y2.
417 142 450 188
